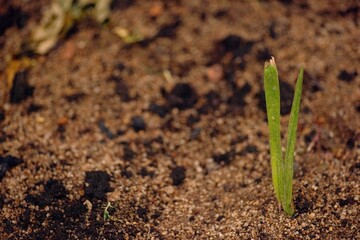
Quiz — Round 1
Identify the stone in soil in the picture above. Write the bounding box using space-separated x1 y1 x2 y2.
337 70 357 82
131 116 146 132
218 34 254 58
212 151 235 165
149 102 169 117
227 82 252 108
109 75 131 102
170 166 186 186
64 92 86 103
98 119 116 139
0 155 24 181
9 70 34 104
165 83 198 110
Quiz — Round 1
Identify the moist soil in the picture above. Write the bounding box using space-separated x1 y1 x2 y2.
1 0 359 239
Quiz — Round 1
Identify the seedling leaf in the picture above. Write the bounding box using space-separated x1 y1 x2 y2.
282 67 303 216
264 57 283 203
264 57 303 216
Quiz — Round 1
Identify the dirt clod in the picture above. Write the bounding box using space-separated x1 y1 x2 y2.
131 116 146 132
165 83 198 110
149 102 169 117
212 151 234 165
84 171 113 200
9 70 34 103
219 35 254 58
170 166 186 186
337 70 357 82
0 155 24 181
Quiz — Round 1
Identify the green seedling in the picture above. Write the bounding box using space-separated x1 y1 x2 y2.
264 57 303 216
103 201 114 221
103 202 123 222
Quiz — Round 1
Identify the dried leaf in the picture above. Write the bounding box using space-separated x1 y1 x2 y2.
31 1 69 54
31 0 111 54
5 58 32 91
2 58 33 104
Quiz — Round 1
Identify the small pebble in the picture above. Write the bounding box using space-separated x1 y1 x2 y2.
206 64 223 82
170 166 186 186
131 116 146 132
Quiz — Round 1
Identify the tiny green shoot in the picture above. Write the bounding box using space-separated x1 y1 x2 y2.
103 201 113 221
102 202 123 222
264 57 303 216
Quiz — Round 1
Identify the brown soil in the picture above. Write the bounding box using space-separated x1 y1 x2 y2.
1 0 359 239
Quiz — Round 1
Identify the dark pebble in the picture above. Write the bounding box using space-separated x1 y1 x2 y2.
0 6 28 35
338 197 355 207
155 19 182 38
230 134 248 145
139 167 154 178
121 168 133 179
10 70 34 104
0 194 4 209
346 137 355 149
244 145 258 154
304 130 316 144
294 193 312 214
0 155 24 181
170 166 186 186
268 22 277 39
338 70 357 82
137 206 149 222
149 102 169 117
256 47 272 62
152 211 162 220
166 83 198 110
115 63 126 71
197 90 221 115
3 219 14 234
64 92 86 103
131 116 146 132
303 70 323 93
349 163 360 174
219 34 254 58
0 110 4 122
227 82 252 108
280 0 293 4
98 120 116 139
27 103 44 114
109 75 131 102
356 103 360 113
213 9 228 19
213 151 234 165
186 114 200 126
17 208 31 230
123 144 136 161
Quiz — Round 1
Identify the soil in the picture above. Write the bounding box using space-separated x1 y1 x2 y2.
1 0 359 239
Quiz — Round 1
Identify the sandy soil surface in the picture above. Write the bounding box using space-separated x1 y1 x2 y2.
1 0 359 239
